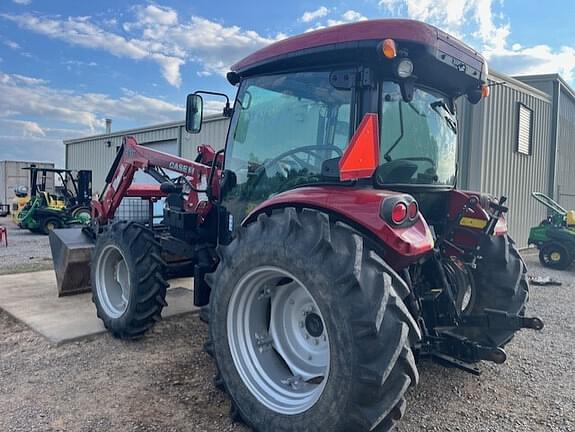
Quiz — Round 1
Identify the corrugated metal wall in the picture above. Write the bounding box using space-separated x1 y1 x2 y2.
66 122 181 193
66 117 231 193
0 161 55 204
556 88 575 209
459 73 553 248
180 116 230 158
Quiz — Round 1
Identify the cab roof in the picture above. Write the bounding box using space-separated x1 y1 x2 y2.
231 19 487 86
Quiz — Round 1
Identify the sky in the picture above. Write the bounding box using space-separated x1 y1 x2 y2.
0 0 574 167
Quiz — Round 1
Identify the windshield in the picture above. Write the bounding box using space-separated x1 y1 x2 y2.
223 71 352 219
376 82 457 186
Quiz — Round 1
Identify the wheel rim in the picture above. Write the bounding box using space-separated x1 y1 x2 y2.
550 251 561 262
95 245 131 318
227 266 330 415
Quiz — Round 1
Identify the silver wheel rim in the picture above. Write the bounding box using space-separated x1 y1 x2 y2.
227 266 330 415
95 245 131 318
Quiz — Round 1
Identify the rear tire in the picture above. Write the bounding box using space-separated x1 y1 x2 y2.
91 221 169 339
539 242 571 270
453 235 529 348
207 208 420 432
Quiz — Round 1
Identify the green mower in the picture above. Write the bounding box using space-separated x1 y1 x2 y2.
18 167 92 235
528 192 575 270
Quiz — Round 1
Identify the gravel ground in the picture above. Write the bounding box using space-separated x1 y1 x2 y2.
0 216 53 275
0 252 573 431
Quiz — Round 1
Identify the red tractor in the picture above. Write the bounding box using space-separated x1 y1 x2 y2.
51 19 543 432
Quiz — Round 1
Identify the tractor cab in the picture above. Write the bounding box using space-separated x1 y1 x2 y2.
187 19 489 230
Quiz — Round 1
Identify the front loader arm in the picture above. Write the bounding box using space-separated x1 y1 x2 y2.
92 136 219 225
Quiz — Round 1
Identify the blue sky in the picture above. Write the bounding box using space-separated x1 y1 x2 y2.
0 0 574 167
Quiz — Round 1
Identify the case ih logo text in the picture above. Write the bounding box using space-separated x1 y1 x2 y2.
169 161 193 174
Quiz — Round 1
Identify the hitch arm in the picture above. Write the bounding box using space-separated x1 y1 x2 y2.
460 308 544 331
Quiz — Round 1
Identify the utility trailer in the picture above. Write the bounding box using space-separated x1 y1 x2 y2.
50 19 543 432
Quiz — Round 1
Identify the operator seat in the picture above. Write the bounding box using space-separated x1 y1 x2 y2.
566 210 575 227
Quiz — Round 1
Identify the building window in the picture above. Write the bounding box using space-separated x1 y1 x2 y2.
517 103 533 155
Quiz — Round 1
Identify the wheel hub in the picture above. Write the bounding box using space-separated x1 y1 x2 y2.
227 266 330 415
305 313 324 338
95 245 131 318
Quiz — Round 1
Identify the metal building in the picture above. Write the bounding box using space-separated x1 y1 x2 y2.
0 160 55 205
64 115 230 194
516 74 575 210
65 71 575 248
457 71 554 247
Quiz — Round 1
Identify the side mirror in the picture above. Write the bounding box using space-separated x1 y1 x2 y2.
186 93 203 133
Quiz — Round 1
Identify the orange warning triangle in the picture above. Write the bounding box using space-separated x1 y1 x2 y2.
338 113 380 181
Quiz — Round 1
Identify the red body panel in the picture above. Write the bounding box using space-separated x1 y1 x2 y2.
232 19 486 81
446 190 508 255
125 184 167 199
244 186 434 270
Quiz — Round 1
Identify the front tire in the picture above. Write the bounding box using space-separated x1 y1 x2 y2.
207 208 420 432
41 217 62 235
91 221 169 339
539 242 571 270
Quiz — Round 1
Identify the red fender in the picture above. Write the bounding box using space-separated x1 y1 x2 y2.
243 186 434 270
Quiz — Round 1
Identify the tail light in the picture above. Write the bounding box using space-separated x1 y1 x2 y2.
407 201 418 219
391 202 408 224
381 195 419 227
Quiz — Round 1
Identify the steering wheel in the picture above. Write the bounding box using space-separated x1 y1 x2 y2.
258 145 343 176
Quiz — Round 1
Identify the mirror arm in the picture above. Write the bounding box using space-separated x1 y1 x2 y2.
194 91 234 118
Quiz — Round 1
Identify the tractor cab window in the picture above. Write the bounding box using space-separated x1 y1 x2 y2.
376 82 458 187
223 71 352 220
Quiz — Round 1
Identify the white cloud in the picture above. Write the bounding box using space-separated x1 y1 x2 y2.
307 9 368 31
12 0 31 4
0 70 184 133
2 7 283 86
1 119 45 136
3 40 20 50
300 7 330 23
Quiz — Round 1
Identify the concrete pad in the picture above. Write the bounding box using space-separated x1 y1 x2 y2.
0 270 198 344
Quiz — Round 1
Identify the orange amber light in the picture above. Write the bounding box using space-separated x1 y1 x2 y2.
382 39 397 59
481 84 490 98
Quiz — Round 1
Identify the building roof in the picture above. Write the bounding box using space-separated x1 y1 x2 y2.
63 114 226 145
514 73 575 103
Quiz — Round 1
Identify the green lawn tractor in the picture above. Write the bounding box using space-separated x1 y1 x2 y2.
528 192 575 270
18 167 92 235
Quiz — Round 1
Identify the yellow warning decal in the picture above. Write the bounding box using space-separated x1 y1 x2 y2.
459 217 488 229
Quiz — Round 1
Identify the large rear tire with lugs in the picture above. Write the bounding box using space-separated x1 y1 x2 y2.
91 221 169 339
453 235 529 349
207 208 420 432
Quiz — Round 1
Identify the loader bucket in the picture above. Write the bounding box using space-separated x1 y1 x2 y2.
49 228 94 297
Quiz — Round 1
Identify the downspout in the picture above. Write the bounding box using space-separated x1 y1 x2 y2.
548 79 560 200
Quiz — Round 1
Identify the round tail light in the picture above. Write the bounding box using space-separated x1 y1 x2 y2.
391 202 408 224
